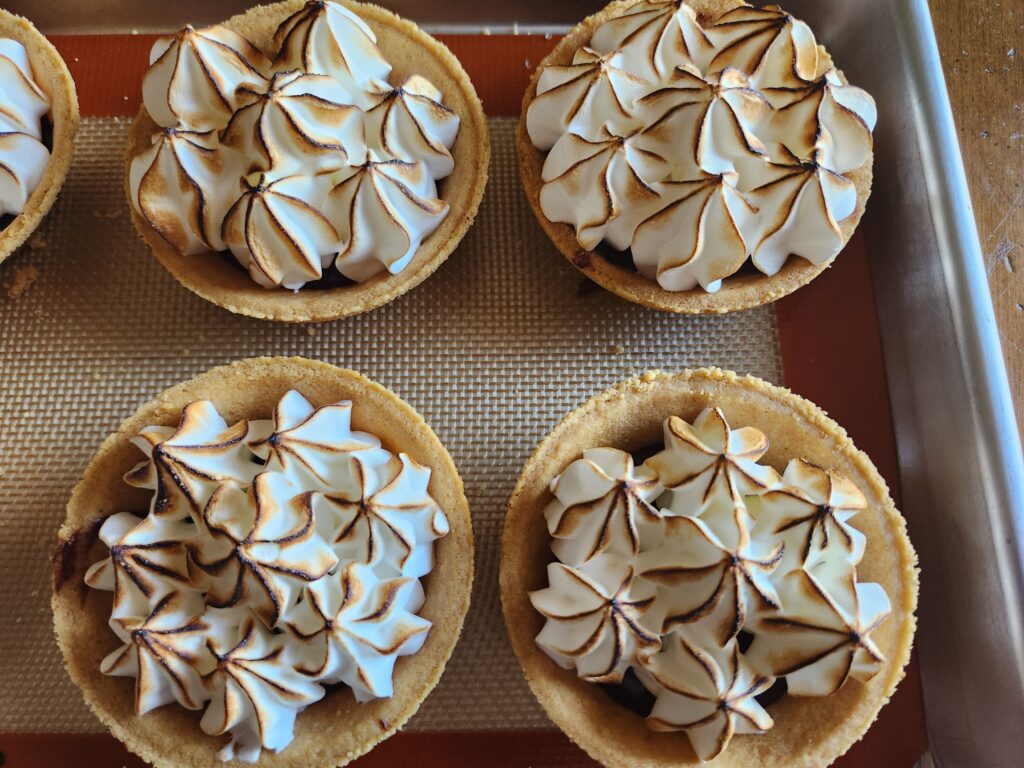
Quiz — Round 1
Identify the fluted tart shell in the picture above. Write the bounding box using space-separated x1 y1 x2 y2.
500 368 916 768
516 0 873 314
53 356 474 768
0 8 79 266
125 0 489 322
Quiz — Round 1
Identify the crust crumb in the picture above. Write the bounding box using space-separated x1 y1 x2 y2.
5 265 39 299
27 231 47 250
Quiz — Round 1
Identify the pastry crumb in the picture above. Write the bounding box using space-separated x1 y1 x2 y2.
93 209 122 220
27 231 47 250
609 343 625 356
306 326 318 336
5 265 39 299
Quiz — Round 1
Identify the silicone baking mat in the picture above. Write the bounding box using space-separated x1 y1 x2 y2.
0 33 926 768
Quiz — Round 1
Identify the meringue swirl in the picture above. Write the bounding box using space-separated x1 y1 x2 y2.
531 406 891 759
85 391 449 762
130 0 460 290
526 0 875 293
0 38 51 218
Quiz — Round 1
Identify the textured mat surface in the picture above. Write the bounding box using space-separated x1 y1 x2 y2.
0 116 782 732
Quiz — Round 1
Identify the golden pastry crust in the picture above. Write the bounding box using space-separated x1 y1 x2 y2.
516 0 873 314
125 0 489 322
500 368 917 768
53 357 474 768
0 8 79 266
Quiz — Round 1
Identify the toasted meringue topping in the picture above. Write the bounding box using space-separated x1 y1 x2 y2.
124 400 261 519
530 406 891 757
526 47 651 150
544 447 664 566
528 1 875 292
531 554 661 683
143 25 270 131
100 591 214 715
222 171 339 289
86 391 448 762
364 75 461 177
705 5 819 90
0 39 51 217
273 0 392 106
642 632 773 761
221 70 361 174
128 128 243 255
130 1 461 290
325 154 450 282
590 1 715 83
287 562 431 701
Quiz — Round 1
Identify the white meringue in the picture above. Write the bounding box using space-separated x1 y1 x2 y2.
745 565 891 696
287 562 431 701
639 508 782 645
705 4 819 90
761 69 876 174
124 400 262 519
642 631 773 761
544 447 664 566
528 1 874 292
324 153 449 282
128 128 243 255
646 408 780 516
221 171 340 289
526 47 651 150
539 127 668 252
0 38 50 139
319 453 449 579
0 131 50 217
531 553 661 683
192 472 338 627
100 591 214 715
220 70 361 175
590 1 716 82
201 612 325 762
273 0 392 107
84 511 195 620
746 154 858 275
86 392 448 762
748 458 867 574
364 75 461 178
143 25 270 131
132 1 461 290
530 406 892 754
0 38 50 217
631 174 758 292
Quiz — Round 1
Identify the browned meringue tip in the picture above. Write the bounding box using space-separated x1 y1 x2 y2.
516 0 872 315
125 0 488 323
53 356 473 768
500 367 917 768
0 8 79 267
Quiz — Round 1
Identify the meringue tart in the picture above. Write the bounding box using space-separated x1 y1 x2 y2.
500 369 916 767
53 357 473 768
517 0 874 314
0 8 78 266
125 0 488 322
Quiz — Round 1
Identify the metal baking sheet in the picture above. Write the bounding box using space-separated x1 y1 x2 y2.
4 1 1022 766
